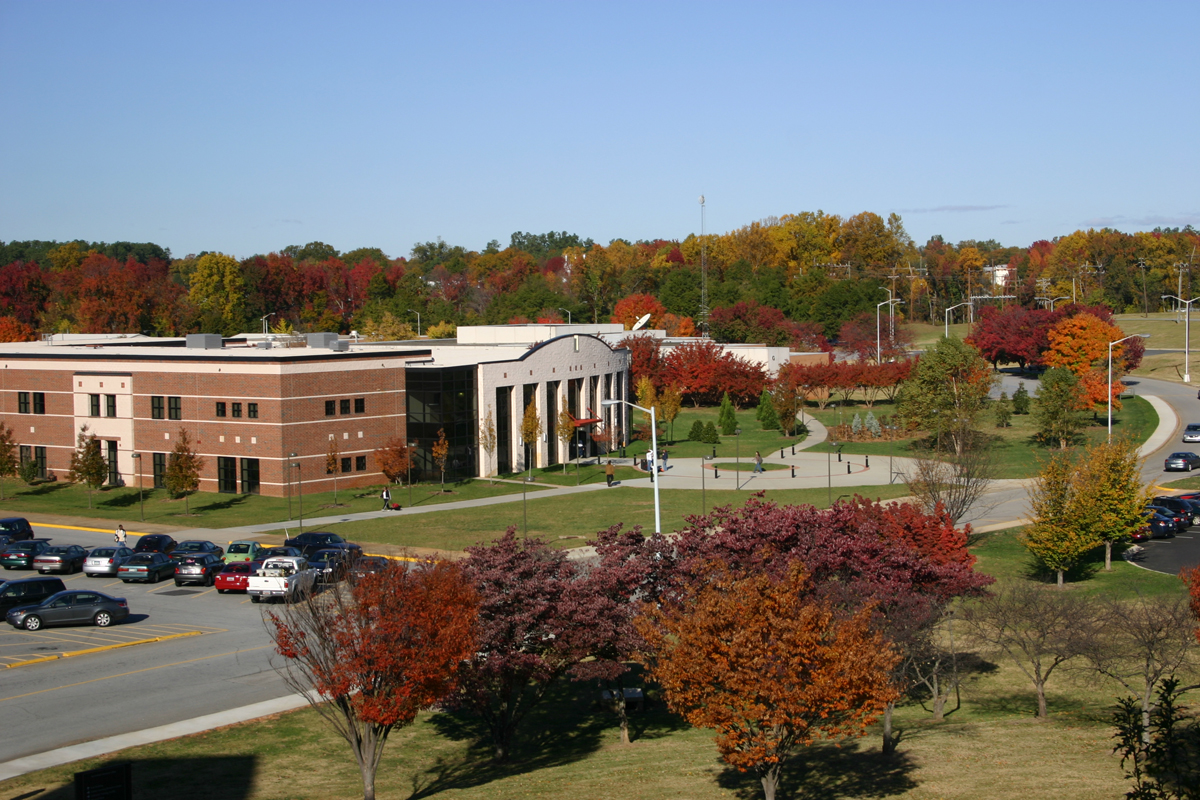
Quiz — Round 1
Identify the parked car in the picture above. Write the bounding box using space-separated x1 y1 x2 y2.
84 546 137 577
1185 424 1200 443
256 546 302 560
1 539 52 570
33 545 88 574
6 590 130 630
308 548 354 584
0 517 34 547
171 540 224 561
283 532 362 558
1153 496 1200 525
214 560 262 594
223 540 264 564
118 552 176 583
174 553 225 587
133 534 177 555
1164 452 1200 471
0 576 66 615
1140 510 1176 540
247 556 317 603
1147 505 1186 534
349 556 391 581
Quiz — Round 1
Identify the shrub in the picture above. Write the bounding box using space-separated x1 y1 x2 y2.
688 420 706 441
1012 382 1031 414
703 422 720 444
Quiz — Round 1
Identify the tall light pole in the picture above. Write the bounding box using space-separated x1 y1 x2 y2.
1049 296 1070 311
407 309 421 337
290 453 303 533
130 452 143 522
877 299 903 362
945 302 971 338
734 428 741 490
1108 334 1151 440
557 308 571 325
602 398 660 534
1163 294 1196 383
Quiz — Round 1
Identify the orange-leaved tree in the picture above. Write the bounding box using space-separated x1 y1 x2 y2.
636 564 899 800
432 428 449 492
1043 312 1126 409
266 560 478 800
611 293 665 330
375 437 410 484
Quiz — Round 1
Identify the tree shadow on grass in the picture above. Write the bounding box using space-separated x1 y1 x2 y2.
98 489 160 510
17 482 69 497
715 741 919 800
191 494 251 514
17 755 257 800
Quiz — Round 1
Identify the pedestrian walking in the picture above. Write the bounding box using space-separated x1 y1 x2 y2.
605 460 615 487
661 449 668 470
114 524 127 546
753 451 764 474
381 485 391 510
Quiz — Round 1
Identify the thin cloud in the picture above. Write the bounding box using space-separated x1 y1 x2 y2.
1080 213 1200 229
895 205 1009 214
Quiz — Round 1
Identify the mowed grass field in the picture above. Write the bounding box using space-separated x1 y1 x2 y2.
0 522 1169 800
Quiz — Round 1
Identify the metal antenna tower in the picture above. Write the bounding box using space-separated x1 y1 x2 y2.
699 195 708 336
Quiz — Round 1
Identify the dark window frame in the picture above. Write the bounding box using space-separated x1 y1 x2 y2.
152 453 166 488
340 457 351 474
89 394 101 417
105 395 117 417
32 392 45 414
247 402 258 419
354 397 365 414
325 400 336 416
168 396 182 420
17 392 29 414
339 398 351 415
231 402 241 418
151 396 164 420
215 401 226 417
355 455 366 471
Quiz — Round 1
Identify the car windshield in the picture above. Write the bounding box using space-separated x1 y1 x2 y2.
126 554 156 565
228 543 252 554
0 521 23 531
176 542 204 550
222 562 249 573
8 543 37 552
90 548 116 557
311 552 340 562
43 546 70 555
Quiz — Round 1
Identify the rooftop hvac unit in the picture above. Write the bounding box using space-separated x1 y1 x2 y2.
306 332 338 349
186 334 223 350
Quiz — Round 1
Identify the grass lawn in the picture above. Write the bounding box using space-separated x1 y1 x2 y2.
3 518 1177 800
621 402 808 462
0 478 548 529
498 462 642 487
802 396 1156 480
325 484 916 552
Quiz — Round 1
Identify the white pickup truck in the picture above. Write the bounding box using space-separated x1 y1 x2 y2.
247 556 317 603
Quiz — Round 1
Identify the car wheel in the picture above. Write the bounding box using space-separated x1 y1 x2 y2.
174 580 183 587
217 588 226 594
250 595 260 604
23 615 42 631
93 611 112 627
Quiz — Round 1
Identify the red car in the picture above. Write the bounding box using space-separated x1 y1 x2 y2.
215 560 262 594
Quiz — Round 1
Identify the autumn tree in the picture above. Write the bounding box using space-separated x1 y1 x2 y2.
266 560 478 800
359 312 418 341
479 408 497 483
556 404 575 473
1074 436 1154 571
1043 312 1127 409
659 384 683 444
432 428 449 492
0 316 35 342
661 339 766 407
375 437 410 484
896 337 995 457
0 422 17 500
1033 367 1089 449
164 427 205 515
611 293 665 330
771 374 801 437
326 436 342 505
520 399 542 478
67 424 107 508
189 252 245 335
1021 450 1098 586
636 565 899 800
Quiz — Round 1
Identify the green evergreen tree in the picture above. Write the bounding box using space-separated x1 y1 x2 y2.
1034 368 1088 449
994 391 1013 428
687 420 705 441
757 389 779 430
717 392 738 436
1012 382 1031 414
851 413 863 436
702 421 720 444
865 411 881 437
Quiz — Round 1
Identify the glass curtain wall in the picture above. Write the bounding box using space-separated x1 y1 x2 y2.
406 367 478 482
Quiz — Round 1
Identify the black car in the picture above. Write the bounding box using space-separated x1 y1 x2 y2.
134 534 177 555
308 548 354 583
349 556 391 581
0 576 67 615
174 553 225 587
0 517 34 547
1 539 52 570
257 546 303 560
284 532 362 558
6 590 130 630
1153 496 1200 525
1147 505 1187 534
1140 510 1176 540
171 540 225 560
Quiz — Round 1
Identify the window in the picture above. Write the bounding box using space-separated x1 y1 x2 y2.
33 392 45 414
168 396 181 420
354 397 365 414
106 440 118 485
105 395 117 417
325 400 336 416
153 453 166 488
340 457 351 474
355 455 366 471
17 392 29 414
89 394 101 417
240 458 260 495
19 445 30 466
247 403 258 419
231 402 242 418
216 402 226 417
217 457 237 494
340 399 351 415
151 396 164 419
35 446 46 479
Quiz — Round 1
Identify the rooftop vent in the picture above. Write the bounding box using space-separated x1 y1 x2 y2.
306 332 338 349
186 334 223 350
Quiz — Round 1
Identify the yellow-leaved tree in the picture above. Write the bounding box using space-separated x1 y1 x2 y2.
189 252 245 335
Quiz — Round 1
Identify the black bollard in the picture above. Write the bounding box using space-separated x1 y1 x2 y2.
837 452 842 462
846 462 851 474
791 445 795 456
714 467 719 479
712 446 717 459
791 465 795 478
865 455 870 467
780 448 785 459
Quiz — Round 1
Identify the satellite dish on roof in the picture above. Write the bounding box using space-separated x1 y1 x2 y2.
631 313 652 331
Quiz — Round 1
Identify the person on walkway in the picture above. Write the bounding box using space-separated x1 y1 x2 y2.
661 449 668 470
114 525 127 546
646 450 655 482
381 485 391 510
605 460 615 487
753 451 764 474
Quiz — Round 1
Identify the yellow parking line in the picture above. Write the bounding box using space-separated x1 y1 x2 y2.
29 522 144 538
1 640 264 687
187 587 218 599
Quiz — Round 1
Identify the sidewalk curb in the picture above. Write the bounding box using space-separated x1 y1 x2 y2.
3 630 205 670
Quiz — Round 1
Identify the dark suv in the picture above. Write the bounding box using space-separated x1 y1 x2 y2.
0 518 34 547
284 531 362 558
0 576 67 614
134 534 177 555
1154 497 1199 526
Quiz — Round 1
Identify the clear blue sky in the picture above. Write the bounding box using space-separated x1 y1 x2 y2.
2 1 1196 260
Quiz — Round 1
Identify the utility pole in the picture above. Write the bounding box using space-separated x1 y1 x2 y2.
699 195 708 337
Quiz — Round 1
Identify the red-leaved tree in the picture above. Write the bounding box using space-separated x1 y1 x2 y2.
266 560 478 800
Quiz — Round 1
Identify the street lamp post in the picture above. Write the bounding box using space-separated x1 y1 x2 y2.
407 309 421 337
289 453 303 533
1049 296 1070 311
558 308 571 325
130 452 143 522
1163 294 1196 383
877 299 903 362
1108 334 1151 440
734 428 741 490
827 439 838 506
407 440 415 508
261 313 274 334
944 302 972 338
602 398 660 534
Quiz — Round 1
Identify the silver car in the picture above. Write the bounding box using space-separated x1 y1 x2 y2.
1185 424 1200 443
84 546 136 577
